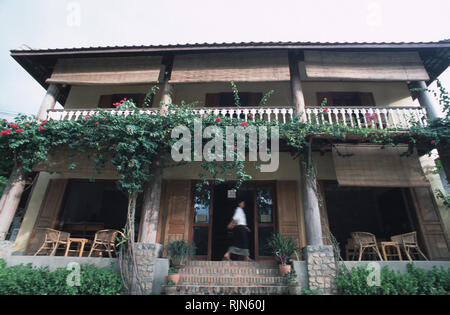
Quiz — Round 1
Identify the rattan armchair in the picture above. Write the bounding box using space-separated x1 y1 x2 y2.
351 231 384 261
88 229 121 258
34 228 70 256
391 231 428 261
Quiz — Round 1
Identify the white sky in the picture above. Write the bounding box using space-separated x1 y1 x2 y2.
0 0 449 118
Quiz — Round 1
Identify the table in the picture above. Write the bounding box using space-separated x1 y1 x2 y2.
379 241 402 261
64 238 90 257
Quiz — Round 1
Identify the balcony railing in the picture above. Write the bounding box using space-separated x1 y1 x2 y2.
46 106 427 130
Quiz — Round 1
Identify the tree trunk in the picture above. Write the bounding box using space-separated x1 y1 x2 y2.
0 165 26 240
139 158 162 243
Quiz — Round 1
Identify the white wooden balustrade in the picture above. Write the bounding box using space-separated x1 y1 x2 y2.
46 106 427 130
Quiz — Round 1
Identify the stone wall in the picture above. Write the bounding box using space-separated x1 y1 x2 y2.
302 245 337 294
132 243 169 295
0 241 13 258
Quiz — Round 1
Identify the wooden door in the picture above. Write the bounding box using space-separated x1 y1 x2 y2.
25 179 68 254
277 181 302 250
409 187 450 260
163 180 192 245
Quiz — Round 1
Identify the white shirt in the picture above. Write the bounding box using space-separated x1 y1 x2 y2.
232 207 247 226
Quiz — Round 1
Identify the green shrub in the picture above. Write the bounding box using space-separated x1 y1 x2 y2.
0 259 124 295
337 263 450 295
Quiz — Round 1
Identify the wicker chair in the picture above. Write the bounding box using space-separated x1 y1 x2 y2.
88 229 121 258
34 228 70 256
391 231 428 261
351 232 384 261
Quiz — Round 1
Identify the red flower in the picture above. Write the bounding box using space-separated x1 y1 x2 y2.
41 120 47 125
232 145 236 149
431 140 436 145
9 123 19 128
240 122 248 127
215 117 221 123
131 161 135 165
37 126 45 131
323 108 329 113
15 129 23 133
25 124 30 127
1 129 11 136
84 116 89 120
95 122 100 125
113 102 120 107
102 118 107 121
2 119 7 122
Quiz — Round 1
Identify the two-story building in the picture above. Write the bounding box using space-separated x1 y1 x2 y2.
1 41 450 271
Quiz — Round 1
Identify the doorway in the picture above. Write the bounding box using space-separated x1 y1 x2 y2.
191 181 276 261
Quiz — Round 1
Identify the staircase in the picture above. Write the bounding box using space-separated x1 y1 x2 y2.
166 260 289 295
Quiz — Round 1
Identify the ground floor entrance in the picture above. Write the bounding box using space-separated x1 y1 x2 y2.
192 182 276 261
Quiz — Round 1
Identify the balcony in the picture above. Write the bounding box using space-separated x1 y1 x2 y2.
46 106 428 130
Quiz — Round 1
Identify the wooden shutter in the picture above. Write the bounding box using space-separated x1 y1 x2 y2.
205 93 221 107
25 179 68 254
277 181 302 249
248 93 263 107
410 187 450 260
98 95 112 108
98 94 146 108
163 180 192 245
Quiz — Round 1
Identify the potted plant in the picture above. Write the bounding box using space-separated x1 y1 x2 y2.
165 280 178 295
166 240 195 268
167 267 180 285
267 233 298 276
285 271 299 295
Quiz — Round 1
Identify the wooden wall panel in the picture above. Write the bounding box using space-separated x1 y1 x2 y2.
410 187 450 260
163 180 192 246
277 181 302 248
25 179 68 255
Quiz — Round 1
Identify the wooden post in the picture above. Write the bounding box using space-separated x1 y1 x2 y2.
37 84 60 120
0 165 26 240
300 139 323 246
139 159 162 243
410 81 442 120
288 50 306 122
159 80 173 115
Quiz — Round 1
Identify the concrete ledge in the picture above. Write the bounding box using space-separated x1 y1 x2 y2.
342 261 450 273
292 261 308 289
2 256 119 272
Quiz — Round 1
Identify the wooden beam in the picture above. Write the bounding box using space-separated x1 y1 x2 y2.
37 83 60 120
288 50 306 122
0 165 26 240
138 158 163 244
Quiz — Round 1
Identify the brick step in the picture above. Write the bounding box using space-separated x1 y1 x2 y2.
186 260 278 268
181 266 280 276
179 275 286 285
165 284 289 295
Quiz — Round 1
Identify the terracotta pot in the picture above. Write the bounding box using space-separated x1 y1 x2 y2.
165 285 178 295
279 264 291 276
170 257 186 268
167 273 180 284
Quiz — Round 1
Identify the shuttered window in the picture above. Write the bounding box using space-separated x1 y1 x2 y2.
205 92 262 107
317 92 375 107
98 93 149 108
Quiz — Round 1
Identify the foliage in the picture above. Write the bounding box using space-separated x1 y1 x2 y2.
165 239 195 266
167 280 176 286
299 288 322 295
0 176 7 196
285 270 298 286
336 263 450 295
0 259 124 295
168 267 179 274
266 233 298 265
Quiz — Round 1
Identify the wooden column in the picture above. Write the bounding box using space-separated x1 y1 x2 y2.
288 50 306 122
138 55 174 244
0 165 26 240
139 160 163 243
37 83 60 120
300 139 323 246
